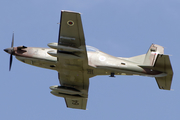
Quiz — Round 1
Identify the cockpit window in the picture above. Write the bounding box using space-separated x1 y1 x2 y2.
86 45 99 52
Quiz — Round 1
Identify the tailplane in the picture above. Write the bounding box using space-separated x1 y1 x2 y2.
154 54 173 90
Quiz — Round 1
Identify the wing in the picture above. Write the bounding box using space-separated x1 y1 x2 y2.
58 10 86 50
57 10 89 110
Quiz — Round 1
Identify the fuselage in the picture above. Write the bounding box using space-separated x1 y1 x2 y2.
7 46 166 78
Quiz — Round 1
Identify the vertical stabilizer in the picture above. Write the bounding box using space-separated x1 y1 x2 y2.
143 44 164 66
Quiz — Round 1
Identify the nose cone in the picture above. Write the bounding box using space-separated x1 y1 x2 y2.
4 48 9 53
4 47 13 54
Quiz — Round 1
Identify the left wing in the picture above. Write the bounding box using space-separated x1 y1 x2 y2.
64 97 88 110
56 10 89 110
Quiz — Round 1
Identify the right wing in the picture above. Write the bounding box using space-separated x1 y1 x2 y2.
58 10 86 49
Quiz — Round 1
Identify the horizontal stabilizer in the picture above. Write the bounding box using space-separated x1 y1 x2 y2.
154 54 173 90
155 74 173 90
154 55 173 74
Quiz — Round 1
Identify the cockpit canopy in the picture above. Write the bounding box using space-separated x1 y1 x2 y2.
86 45 99 52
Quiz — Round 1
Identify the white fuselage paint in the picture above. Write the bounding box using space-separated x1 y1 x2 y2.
15 47 166 78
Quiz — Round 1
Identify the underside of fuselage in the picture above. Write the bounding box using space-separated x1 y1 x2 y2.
12 46 166 78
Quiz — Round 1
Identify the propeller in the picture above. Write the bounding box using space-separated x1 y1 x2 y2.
4 33 28 71
9 33 14 71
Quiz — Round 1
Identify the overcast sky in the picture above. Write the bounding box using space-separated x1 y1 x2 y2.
1 0 179 120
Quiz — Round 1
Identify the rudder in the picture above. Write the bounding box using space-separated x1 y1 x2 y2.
143 44 164 66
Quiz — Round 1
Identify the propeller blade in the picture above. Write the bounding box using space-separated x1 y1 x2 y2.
11 33 14 48
9 54 13 71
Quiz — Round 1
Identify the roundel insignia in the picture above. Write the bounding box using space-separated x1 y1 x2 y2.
67 20 74 26
99 56 106 61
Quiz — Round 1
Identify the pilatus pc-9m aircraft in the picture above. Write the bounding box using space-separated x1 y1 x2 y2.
4 10 173 110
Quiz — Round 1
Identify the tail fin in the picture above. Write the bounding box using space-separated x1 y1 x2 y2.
143 44 164 66
142 44 173 90
121 44 164 65
154 54 173 90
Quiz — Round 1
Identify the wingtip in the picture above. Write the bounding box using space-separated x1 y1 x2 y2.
61 10 81 14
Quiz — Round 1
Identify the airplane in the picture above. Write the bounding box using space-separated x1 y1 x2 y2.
4 10 173 110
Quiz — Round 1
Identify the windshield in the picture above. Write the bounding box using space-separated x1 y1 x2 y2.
86 45 99 52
